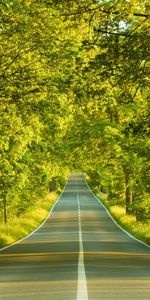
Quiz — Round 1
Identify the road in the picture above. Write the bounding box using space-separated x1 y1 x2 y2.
0 174 150 300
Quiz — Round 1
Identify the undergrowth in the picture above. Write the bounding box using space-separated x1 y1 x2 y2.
0 192 58 249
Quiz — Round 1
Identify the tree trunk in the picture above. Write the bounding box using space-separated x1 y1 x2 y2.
123 166 132 214
132 181 145 221
126 185 131 213
130 191 135 213
49 177 57 192
4 194 7 224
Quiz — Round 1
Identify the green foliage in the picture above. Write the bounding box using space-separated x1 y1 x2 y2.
60 0 150 220
0 0 149 228
0 0 75 222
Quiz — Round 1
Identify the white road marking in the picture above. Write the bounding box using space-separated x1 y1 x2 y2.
77 191 88 300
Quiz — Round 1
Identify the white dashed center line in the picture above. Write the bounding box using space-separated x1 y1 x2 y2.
76 190 88 300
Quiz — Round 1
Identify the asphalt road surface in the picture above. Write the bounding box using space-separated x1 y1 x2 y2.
0 174 150 300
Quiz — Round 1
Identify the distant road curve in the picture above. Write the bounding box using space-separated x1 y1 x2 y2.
0 174 150 300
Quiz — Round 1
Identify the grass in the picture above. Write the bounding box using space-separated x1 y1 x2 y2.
0 192 58 249
97 194 150 246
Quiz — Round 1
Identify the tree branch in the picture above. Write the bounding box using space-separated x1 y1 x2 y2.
100 9 149 18
62 6 150 18
94 29 129 37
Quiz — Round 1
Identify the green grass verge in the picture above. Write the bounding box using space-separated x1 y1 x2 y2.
96 194 150 246
0 192 58 249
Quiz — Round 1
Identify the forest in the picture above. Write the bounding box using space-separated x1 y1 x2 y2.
0 0 150 230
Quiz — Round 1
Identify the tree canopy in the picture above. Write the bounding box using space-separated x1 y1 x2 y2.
0 0 150 223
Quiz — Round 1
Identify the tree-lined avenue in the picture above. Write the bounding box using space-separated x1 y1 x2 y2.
0 174 150 299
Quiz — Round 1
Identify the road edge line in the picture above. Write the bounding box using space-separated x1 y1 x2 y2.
85 178 150 249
